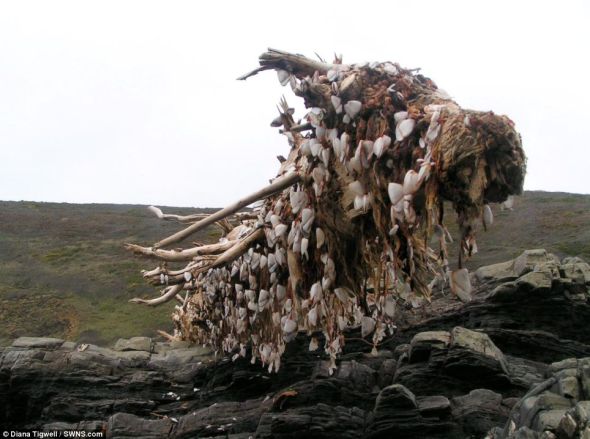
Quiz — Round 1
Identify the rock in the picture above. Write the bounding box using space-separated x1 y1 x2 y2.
452 389 507 435
562 261 590 285
12 337 64 349
1 252 589 438
532 408 567 432
476 259 518 283
557 412 577 438
450 327 507 370
374 384 417 410
515 270 553 291
114 337 152 352
557 376 580 400
514 250 550 277
107 412 172 438
417 395 451 416
409 331 450 362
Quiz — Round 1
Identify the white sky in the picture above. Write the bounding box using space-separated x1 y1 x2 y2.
0 0 588 207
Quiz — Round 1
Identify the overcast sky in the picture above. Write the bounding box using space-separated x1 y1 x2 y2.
0 1 588 208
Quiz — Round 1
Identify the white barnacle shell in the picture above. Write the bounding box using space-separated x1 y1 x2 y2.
331 136 342 159
373 135 391 158
316 227 325 249
270 214 281 228
275 223 288 238
340 133 350 160
268 253 277 272
290 190 307 214
483 204 494 227
283 318 297 333
310 282 323 302
321 148 330 168
394 111 408 123
301 237 309 260
277 70 290 86
403 170 421 195
353 194 364 211
331 95 342 114
275 247 286 266
301 208 315 234
310 140 322 157
395 118 415 142
301 140 312 157
260 254 268 269
344 100 362 119
361 316 376 338
388 182 403 205
308 306 318 326
258 289 270 311
183 271 192 282
449 268 472 303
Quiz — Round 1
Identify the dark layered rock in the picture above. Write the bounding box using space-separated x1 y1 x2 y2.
1 250 589 438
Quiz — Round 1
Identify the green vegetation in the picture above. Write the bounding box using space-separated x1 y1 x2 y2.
0 201 217 346
0 192 588 346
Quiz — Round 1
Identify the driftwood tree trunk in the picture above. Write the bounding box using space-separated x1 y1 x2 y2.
127 49 525 374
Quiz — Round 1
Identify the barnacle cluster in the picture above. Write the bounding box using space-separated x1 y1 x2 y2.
128 49 526 374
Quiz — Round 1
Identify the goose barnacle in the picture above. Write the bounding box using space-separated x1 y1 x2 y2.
344 100 362 119
449 268 472 303
301 237 309 260
289 190 307 214
274 223 288 238
270 214 281 228
331 95 342 114
308 306 318 326
301 208 315 234
282 318 297 333
316 227 325 248
388 182 403 205
310 140 322 157
320 148 330 168
373 135 391 158
310 282 323 302
403 170 421 195
394 111 408 123
395 118 415 142
258 289 270 311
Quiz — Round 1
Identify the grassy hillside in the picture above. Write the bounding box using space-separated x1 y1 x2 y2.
0 201 219 346
0 191 588 345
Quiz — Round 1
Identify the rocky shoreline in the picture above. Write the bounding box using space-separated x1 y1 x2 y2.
1 250 589 438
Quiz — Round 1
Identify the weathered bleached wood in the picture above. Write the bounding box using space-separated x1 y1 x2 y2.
147 206 257 224
211 228 264 268
154 172 300 248
129 283 183 306
238 48 340 80
126 240 237 262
